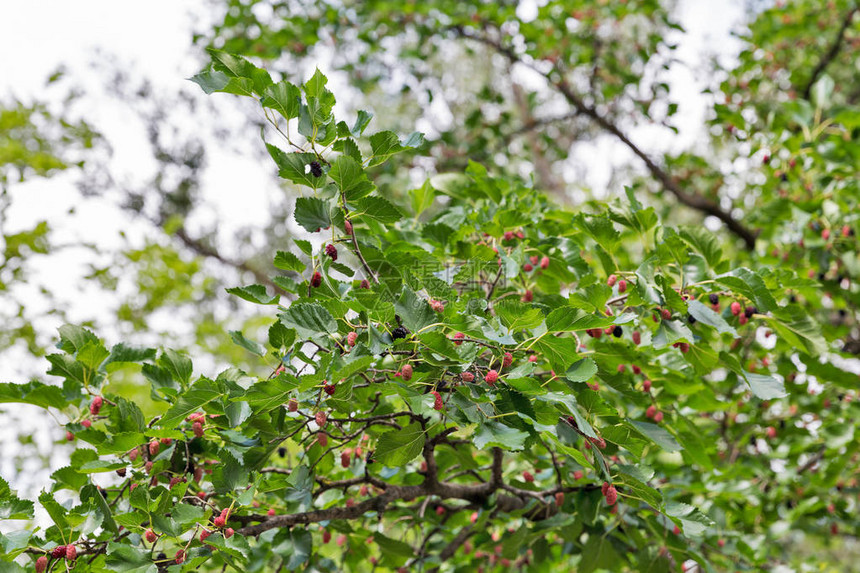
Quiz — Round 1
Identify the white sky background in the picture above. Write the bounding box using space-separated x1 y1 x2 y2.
0 0 746 503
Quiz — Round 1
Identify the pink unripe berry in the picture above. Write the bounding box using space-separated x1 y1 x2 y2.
145 528 157 543
521 290 533 302
347 331 358 347
646 405 657 419
336 534 347 547
149 440 160 457
504 231 514 241
82 419 92 428
522 471 534 483
90 395 104 415
618 279 627 293
607 274 617 287
643 379 652 392
128 448 139 462
200 529 211 542
360 279 370 289
660 308 671 320
731 301 742 316
502 352 513 368
540 256 549 269
654 411 664 423
317 433 328 447
287 398 298 412
718 538 725 547
453 332 465 345
436 505 445 516
267 508 276 516
603 483 618 505
65 431 74 441
51 546 66 559
224 528 234 538
344 220 353 235
739 314 748 325
432 391 443 411
573 470 584 480
213 516 225 528
322 529 332 543
315 411 327 428
460 372 475 383
617 364 626 373
35 556 48 573
632 331 641 345
530 255 539 265
485 369 499 385
175 549 185 564
632 365 641 375
341 450 352 468
400 364 413 381
766 426 777 439
65 545 77 561
555 492 564 506
528 354 537 363
822 229 830 240
193 421 204 438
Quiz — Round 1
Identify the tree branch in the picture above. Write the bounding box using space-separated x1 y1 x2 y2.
451 26 758 250
801 8 858 101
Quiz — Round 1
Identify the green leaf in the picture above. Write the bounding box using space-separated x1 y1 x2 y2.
0 381 67 410
158 378 222 429
354 196 403 225
409 180 435 216
267 145 325 189
294 197 332 233
158 349 193 387
546 308 614 332
226 284 279 305
330 156 375 201
375 423 425 466
229 330 266 356
472 421 528 450
715 268 777 312
261 81 301 120
367 130 424 167
394 288 435 333
279 303 338 338
687 300 737 336
0 477 34 520
565 358 598 382
769 306 826 356
629 421 682 452
274 251 305 273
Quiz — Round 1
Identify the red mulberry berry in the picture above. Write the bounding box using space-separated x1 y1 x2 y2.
461 372 475 383
325 244 337 260
485 369 499 385
315 411 327 428
540 256 549 269
309 161 323 177
603 483 618 505
347 332 358 347
324 383 336 396
521 290 533 302
618 279 627 293
344 220 353 235
90 395 104 415
502 352 513 368
453 332 465 345
523 263 533 272
311 271 322 288
65 545 77 561
432 391 443 410
730 301 741 316
51 546 66 559
35 556 48 573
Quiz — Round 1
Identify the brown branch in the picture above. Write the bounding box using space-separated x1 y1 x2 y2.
173 227 293 298
801 8 858 101
451 26 758 250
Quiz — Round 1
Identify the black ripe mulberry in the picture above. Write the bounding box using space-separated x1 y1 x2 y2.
744 306 757 318
708 293 719 305
687 314 696 324
392 326 409 340
310 161 323 177
612 325 623 338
